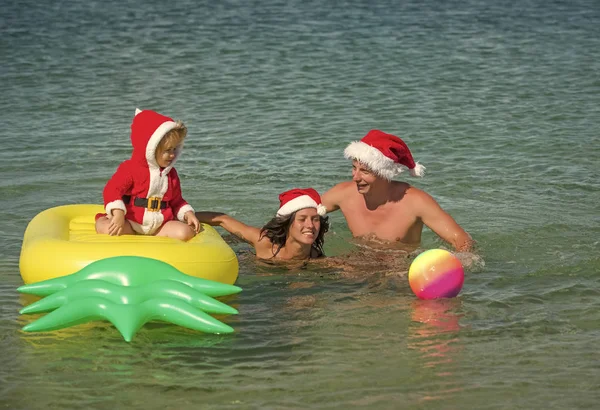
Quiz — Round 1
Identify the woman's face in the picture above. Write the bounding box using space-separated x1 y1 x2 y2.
288 208 321 245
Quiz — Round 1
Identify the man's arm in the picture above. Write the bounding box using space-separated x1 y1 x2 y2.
321 183 349 213
413 190 473 252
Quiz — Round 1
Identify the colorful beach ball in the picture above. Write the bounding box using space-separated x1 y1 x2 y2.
408 249 464 300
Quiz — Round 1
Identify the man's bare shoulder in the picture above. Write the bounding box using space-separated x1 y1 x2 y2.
326 181 355 193
401 184 443 214
403 184 435 201
322 181 356 211
387 183 432 207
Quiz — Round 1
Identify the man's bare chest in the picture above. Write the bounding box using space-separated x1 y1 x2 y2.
340 200 418 240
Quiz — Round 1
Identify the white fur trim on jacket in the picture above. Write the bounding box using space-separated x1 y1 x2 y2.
105 199 127 217
277 196 327 217
177 204 195 222
129 220 149 235
138 163 170 234
345 141 420 180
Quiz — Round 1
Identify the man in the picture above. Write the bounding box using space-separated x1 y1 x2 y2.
322 130 473 252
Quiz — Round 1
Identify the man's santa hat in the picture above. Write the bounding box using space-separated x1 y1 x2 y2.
276 188 327 217
344 130 425 180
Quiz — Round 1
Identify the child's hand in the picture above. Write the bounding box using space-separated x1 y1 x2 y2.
108 210 126 236
185 211 201 233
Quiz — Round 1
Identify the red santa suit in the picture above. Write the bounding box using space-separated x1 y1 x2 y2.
102 108 194 235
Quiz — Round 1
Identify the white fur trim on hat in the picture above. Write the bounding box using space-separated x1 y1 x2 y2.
344 141 405 180
410 162 426 177
145 120 178 169
277 195 327 217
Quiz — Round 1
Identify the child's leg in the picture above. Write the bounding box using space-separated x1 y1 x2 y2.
95 216 136 235
155 220 196 241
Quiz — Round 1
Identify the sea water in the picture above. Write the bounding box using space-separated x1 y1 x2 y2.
1 0 599 408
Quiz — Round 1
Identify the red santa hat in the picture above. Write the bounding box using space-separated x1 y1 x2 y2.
276 188 327 217
344 130 425 180
131 108 180 169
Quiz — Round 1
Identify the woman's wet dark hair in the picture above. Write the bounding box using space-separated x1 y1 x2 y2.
259 210 330 258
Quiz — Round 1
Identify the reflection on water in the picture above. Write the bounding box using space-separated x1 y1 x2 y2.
408 298 465 403
410 299 463 361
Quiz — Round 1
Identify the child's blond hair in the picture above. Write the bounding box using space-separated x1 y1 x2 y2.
157 120 187 152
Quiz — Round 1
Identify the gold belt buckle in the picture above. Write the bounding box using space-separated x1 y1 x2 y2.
147 197 162 212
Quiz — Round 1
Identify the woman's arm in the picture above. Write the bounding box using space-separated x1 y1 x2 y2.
195 212 262 246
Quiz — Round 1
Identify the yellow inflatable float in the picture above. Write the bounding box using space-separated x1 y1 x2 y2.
19 204 239 285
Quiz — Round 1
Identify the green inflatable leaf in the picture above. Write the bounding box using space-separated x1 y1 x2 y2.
20 279 238 315
18 256 242 297
22 297 234 342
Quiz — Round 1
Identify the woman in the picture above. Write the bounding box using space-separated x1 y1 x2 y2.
196 188 329 260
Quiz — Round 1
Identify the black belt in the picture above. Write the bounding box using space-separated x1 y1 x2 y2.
122 195 168 211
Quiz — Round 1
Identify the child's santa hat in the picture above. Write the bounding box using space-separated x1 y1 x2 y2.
344 130 425 180
276 188 327 217
131 108 182 169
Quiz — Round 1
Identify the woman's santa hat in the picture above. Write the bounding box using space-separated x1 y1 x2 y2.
344 130 425 180
276 188 327 217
